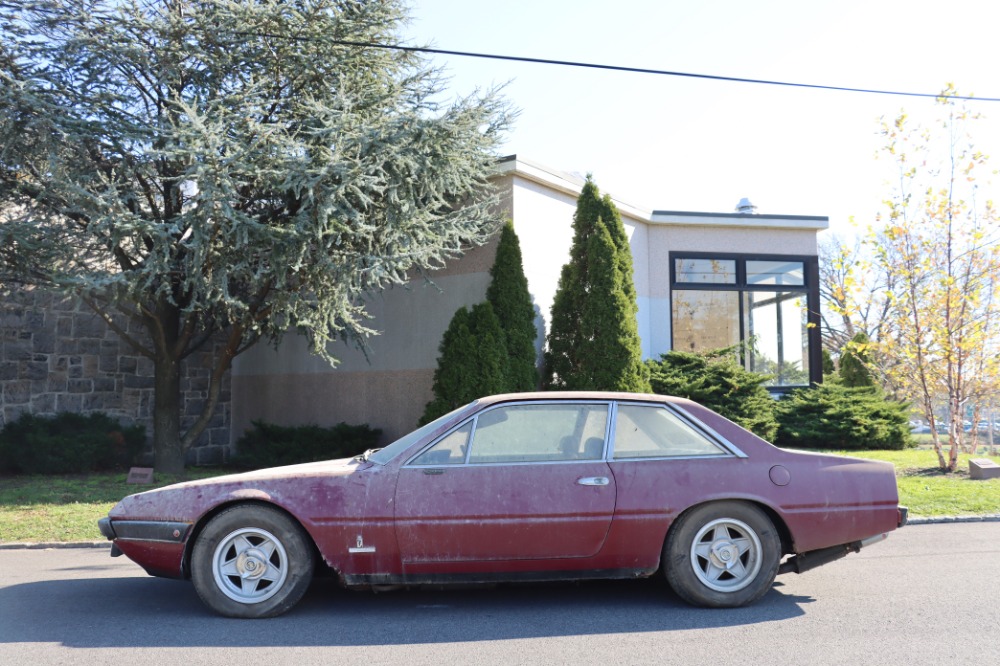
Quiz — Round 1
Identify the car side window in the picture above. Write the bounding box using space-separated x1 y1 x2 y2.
409 422 472 465
467 403 608 464
612 404 726 459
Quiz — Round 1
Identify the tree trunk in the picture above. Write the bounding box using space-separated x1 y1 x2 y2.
152 352 185 474
969 405 981 456
149 300 186 474
927 416 947 470
948 405 961 473
180 324 243 455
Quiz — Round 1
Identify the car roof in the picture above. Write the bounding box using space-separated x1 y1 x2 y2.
475 392 689 407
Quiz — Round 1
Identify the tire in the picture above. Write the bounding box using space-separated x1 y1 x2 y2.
191 504 315 618
664 501 780 608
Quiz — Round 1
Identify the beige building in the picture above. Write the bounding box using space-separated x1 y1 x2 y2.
231 156 828 445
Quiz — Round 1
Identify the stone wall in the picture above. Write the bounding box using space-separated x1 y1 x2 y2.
0 286 232 465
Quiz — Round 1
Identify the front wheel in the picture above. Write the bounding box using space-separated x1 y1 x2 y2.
191 504 314 618
664 501 780 608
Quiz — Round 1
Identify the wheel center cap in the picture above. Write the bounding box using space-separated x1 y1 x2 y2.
710 542 740 569
237 549 267 580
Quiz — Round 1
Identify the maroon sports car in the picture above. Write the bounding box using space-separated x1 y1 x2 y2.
99 392 907 618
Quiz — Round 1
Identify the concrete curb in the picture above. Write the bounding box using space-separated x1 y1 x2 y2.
906 514 1000 525
2 516 999 550
0 540 109 550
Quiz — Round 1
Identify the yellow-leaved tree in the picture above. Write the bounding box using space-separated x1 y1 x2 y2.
864 88 1000 471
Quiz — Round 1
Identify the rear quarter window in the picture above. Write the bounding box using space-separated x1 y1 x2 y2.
612 404 727 459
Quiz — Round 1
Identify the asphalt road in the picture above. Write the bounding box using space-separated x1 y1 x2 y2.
2 522 999 665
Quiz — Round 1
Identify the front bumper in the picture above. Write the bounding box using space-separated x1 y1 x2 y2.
98 517 116 540
97 517 193 576
97 518 192 543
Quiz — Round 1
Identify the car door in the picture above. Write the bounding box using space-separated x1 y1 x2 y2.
394 401 617 564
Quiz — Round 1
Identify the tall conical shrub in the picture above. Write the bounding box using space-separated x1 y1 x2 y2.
486 222 538 391
544 177 649 391
420 302 509 424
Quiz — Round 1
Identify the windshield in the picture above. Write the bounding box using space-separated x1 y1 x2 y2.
367 401 479 465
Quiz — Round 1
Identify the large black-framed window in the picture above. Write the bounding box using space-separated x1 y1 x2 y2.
670 252 822 391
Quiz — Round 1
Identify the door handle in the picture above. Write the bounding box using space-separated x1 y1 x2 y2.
577 476 610 486
423 468 445 475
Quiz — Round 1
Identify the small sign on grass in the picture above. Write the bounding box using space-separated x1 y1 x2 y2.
126 467 155 484
969 458 1000 480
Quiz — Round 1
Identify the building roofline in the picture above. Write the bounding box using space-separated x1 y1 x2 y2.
496 155 652 222
496 154 829 230
652 209 828 222
651 210 829 230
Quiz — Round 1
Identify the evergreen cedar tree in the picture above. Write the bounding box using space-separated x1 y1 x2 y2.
0 1 511 473
421 222 538 424
544 178 650 392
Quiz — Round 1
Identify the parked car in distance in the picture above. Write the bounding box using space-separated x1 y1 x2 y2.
99 392 907 618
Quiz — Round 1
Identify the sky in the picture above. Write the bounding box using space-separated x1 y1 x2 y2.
402 0 1000 235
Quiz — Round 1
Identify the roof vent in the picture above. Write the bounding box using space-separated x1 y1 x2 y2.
736 197 757 214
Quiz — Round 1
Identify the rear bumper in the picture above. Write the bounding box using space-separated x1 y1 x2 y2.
779 511 905 577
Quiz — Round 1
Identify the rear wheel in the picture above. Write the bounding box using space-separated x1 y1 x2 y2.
664 501 780 608
191 505 314 618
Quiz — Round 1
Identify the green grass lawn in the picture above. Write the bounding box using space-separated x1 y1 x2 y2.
2 447 999 543
830 448 1000 518
0 469 224 543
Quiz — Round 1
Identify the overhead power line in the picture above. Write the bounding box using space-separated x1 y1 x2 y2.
21 6 990 104
319 39 996 103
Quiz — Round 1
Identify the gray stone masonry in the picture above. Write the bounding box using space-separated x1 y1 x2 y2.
1 286 232 465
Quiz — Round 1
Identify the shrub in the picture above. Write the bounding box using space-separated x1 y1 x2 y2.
647 348 779 441
486 221 539 391
839 331 876 388
0 412 145 474
420 302 510 425
544 177 649 392
821 348 835 376
233 421 382 469
774 383 912 450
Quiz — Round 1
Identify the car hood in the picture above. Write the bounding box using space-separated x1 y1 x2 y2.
109 457 371 523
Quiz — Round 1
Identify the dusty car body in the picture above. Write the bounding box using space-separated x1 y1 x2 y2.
99 392 907 617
